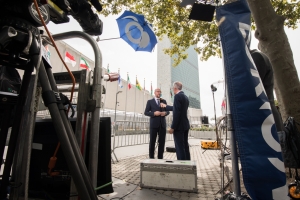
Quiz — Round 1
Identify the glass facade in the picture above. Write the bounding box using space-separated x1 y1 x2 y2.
171 46 201 109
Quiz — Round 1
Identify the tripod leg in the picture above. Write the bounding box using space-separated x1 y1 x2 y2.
10 75 41 199
45 66 98 199
38 62 92 199
112 150 118 162
0 69 33 198
0 106 13 172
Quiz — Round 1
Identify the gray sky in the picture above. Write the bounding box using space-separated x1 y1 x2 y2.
47 14 300 119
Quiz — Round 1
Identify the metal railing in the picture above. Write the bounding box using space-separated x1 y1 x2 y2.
111 120 174 162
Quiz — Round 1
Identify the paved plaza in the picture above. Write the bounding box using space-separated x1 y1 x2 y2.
99 139 248 200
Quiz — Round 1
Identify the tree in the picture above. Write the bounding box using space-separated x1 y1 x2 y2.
100 0 300 122
246 0 300 123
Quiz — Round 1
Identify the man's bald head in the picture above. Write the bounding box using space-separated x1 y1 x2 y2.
154 88 161 98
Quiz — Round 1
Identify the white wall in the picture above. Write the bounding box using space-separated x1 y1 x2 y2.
157 35 172 104
46 40 153 114
38 39 202 117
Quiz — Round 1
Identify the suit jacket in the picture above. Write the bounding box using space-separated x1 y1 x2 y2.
144 98 169 129
166 91 190 131
250 49 274 100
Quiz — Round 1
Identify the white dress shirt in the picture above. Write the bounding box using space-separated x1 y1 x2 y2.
155 98 160 105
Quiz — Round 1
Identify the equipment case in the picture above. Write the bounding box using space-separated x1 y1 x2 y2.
140 159 197 192
166 146 176 152
201 140 220 149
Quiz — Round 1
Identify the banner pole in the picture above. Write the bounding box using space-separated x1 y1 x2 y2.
221 37 241 197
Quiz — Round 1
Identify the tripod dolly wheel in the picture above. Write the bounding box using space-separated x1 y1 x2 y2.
289 183 300 199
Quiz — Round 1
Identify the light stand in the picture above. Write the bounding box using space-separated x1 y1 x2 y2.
202 85 219 155
210 84 225 199
211 84 218 131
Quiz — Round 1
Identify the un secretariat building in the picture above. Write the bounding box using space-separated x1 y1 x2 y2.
157 36 201 113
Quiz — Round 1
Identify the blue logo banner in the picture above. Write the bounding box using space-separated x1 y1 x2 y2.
216 1 288 199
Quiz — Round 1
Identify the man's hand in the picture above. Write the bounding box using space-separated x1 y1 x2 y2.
154 111 161 116
160 103 167 108
168 128 174 134
160 112 167 117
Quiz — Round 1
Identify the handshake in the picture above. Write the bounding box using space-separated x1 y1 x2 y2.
153 103 167 116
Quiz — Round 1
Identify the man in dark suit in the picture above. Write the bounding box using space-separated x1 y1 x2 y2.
161 82 190 160
250 49 284 132
144 88 170 159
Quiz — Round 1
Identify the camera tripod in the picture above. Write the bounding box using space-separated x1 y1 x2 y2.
0 17 102 199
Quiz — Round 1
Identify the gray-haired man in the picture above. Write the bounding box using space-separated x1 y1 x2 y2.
161 82 190 160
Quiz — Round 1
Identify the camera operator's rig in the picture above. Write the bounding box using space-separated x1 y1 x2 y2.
0 0 117 199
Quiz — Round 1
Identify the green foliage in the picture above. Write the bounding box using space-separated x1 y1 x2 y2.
191 125 215 131
100 0 300 66
271 0 300 29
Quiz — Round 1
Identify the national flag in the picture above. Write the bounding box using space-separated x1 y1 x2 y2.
136 78 142 90
221 97 226 116
107 64 110 73
127 75 131 89
80 57 91 71
170 87 173 98
64 51 76 67
150 82 153 95
118 75 123 88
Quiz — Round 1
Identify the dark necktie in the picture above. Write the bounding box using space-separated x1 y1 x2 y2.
157 99 160 106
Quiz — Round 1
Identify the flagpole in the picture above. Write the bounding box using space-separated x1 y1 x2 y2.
102 64 109 116
62 45 67 71
220 37 241 195
117 68 120 91
142 78 146 119
124 72 128 121
116 68 120 121
150 81 152 96
170 84 173 103
134 75 137 122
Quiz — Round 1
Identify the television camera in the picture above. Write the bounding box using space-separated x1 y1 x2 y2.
0 0 105 199
0 0 103 36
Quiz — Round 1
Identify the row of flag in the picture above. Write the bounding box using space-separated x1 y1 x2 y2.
116 72 146 91
65 51 91 71
64 52 158 96
63 50 174 98
50 49 174 98
108 65 173 98
108 64 146 91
